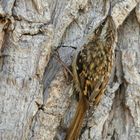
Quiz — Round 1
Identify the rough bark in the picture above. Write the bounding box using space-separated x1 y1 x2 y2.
0 0 140 140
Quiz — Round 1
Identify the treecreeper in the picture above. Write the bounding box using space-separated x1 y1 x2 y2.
65 3 117 140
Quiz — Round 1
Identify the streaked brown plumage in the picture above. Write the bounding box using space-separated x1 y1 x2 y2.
65 4 117 140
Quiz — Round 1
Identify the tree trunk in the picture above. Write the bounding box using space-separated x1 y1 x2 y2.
0 0 140 140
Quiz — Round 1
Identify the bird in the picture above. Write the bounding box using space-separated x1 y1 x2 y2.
65 2 117 140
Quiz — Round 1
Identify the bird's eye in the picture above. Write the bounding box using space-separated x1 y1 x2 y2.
101 21 106 26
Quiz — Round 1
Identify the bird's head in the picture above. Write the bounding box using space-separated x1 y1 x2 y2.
94 3 116 44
